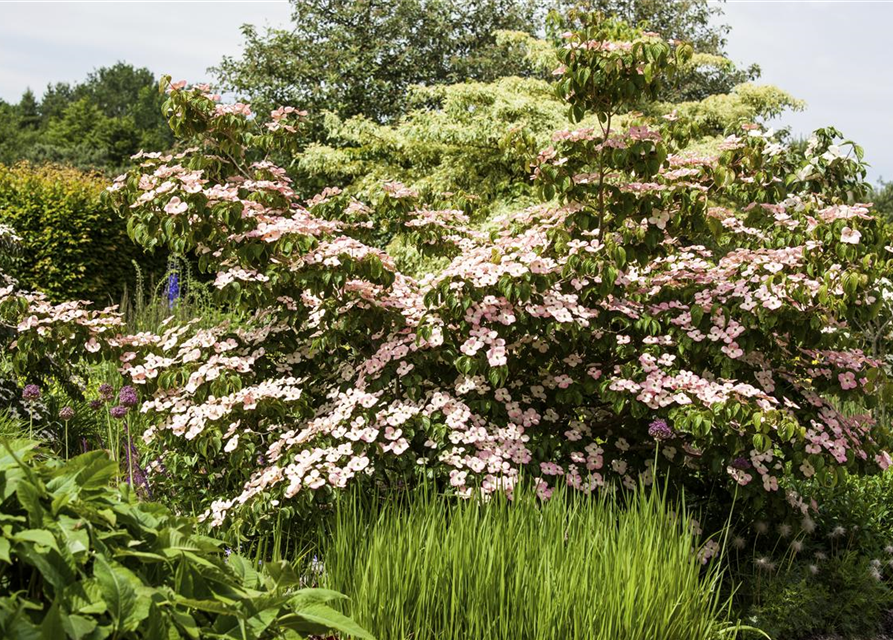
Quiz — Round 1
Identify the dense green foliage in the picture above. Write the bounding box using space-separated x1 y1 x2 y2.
745 551 893 638
873 179 893 220
0 439 371 639
0 63 173 171
0 163 163 302
212 0 755 131
319 484 742 640
298 68 801 216
298 76 565 208
212 0 542 127
552 0 759 101
719 468 893 638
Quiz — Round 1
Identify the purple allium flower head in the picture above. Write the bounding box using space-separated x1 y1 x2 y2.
118 385 138 408
110 405 128 420
731 456 752 470
22 384 40 401
59 406 75 421
130 465 150 496
98 383 115 402
648 419 674 441
89 400 102 410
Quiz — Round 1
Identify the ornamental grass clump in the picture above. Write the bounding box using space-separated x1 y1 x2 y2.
318 483 746 640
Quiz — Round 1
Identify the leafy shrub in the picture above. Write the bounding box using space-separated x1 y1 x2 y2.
0 267 121 389
0 439 371 639
298 77 567 207
298 67 802 210
792 469 893 556
716 469 893 638
318 483 744 640
0 162 163 302
95 14 893 536
745 553 893 639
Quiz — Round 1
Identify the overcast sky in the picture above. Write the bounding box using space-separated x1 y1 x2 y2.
0 0 891 181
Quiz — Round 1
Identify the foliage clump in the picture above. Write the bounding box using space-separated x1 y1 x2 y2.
298 32 798 210
0 162 163 302
212 0 544 127
0 439 371 640
745 552 893 639
0 63 173 172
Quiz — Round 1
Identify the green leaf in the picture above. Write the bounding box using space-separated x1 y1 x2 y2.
279 603 375 640
16 481 45 526
62 614 98 640
0 536 10 563
13 529 57 550
94 556 148 633
288 589 347 608
64 581 108 616
227 554 262 589
170 608 201 639
72 452 119 491
114 549 167 563
16 544 73 590
143 604 175 640
40 600 65 639
689 305 703 327
263 560 302 590
175 596 234 616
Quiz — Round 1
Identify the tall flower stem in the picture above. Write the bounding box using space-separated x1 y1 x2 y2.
126 422 134 486
104 407 115 462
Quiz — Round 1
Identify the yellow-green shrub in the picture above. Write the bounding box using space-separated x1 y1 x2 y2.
0 162 162 302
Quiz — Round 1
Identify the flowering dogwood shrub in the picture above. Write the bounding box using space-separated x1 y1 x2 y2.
105 16 892 528
0 274 122 384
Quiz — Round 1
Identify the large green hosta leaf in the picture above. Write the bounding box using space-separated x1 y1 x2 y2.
0 440 373 640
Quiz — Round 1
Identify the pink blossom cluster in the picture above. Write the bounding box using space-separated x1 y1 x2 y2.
100 71 892 528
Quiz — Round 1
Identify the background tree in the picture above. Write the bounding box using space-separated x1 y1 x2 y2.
213 0 757 132
212 0 544 127
0 63 173 171
17 89 42 130
872 179 893 220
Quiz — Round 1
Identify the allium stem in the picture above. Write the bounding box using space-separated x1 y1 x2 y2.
126 421 134 486
104 406 115 462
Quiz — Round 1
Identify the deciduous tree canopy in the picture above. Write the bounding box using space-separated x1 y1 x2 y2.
0 63 172 171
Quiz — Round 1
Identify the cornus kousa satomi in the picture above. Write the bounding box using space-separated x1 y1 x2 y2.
97 17 893 528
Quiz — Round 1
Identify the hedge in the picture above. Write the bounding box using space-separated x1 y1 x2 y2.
0 162 163 303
